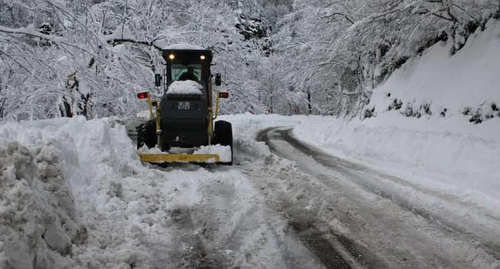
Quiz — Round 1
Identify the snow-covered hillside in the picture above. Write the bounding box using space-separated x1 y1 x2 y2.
2 1 498 119
367 19 500 123
294 19 500 209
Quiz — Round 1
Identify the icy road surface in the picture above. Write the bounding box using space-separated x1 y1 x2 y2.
255 127 500 269
123 116 499 269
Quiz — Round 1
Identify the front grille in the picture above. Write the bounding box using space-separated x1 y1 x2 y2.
161 119 208 147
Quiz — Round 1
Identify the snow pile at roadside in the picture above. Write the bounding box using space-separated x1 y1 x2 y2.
0 115 289 268
0 142 83 269
0 117 165 268
167 80 203 95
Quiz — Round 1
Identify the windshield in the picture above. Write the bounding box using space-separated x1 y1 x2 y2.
171 64 202 82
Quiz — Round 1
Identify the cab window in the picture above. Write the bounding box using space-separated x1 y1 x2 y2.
171 64 202 82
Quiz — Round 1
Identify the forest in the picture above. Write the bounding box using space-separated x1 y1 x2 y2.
1 0 498 120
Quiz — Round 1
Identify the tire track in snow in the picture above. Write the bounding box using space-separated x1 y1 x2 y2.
254 127 500 269
238 135 374 268
275 127 500 261
123 120 327 268
188 168 328 269
152 206 227 269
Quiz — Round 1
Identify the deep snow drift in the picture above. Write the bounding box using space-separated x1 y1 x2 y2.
368 19 500 121
0 142 83 269
0 117 152 268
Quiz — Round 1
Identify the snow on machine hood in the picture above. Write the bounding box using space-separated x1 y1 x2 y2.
167 80 203 96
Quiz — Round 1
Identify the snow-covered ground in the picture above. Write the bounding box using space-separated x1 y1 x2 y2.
0 112 499 268
293 114 500 211
294 19 500 211
0 115 312 269
2 23 500 265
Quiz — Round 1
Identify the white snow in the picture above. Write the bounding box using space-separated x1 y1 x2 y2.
0 25 66 43
0 141 81 268
163 43 205 50
1 21 500 263
137 145 163 154
194 145 232 163
167 80 203 95
293 115 500 208
292 21 500 210
104 26 134 41
0 117 153 268
221 109 500 212
369 19 500 117
136 110 152 119
0 116 291 268
0 110 499 268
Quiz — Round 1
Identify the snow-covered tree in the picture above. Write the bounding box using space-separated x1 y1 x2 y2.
271 0 499 117
1 0 498 119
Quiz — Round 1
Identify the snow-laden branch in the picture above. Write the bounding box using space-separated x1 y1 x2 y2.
107 38 163 51
0 25 66 43
321 12 355 25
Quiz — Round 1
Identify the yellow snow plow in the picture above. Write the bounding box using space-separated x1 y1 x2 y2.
136 46 233 165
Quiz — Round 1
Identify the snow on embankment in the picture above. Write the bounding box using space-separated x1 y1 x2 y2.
294 20 500 207
368 19 500 122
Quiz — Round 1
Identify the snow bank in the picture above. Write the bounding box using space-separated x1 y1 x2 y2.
0 115 268 268
0 117 159 268
0 142 83 269
167 80 203 95
368 19 500 122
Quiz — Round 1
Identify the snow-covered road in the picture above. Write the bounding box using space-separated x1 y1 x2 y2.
255 127 500 269
1 115 499 269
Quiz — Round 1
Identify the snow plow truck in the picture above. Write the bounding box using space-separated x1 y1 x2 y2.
136 45 233 165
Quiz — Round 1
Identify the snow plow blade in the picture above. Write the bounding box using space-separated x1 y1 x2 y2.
139 153 221 163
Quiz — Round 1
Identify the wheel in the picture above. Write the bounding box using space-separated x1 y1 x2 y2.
214 120 233 165
137 120 156 149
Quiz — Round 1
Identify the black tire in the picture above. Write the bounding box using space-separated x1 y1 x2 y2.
137 120 156 149
214 120 233 165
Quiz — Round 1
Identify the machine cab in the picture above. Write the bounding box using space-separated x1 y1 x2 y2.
162 48 213 100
